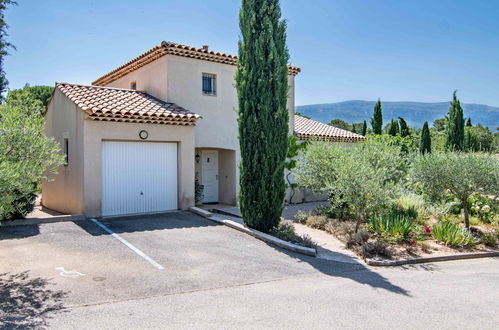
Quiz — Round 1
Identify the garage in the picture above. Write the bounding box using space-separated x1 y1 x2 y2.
101 141 178 216
42 83 199 217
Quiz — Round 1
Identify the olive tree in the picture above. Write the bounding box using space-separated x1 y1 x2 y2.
295 139 407 232
0 90 63 221
412 152 499 229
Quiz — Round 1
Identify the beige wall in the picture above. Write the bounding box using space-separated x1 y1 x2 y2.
165 55 296 203
42 89 85 214
83 120 195 217
102 54 297 206
105 56 168 101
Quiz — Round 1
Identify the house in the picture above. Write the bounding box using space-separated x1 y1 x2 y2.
43 41 364 217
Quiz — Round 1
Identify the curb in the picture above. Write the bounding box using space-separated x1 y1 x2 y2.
1 214 86 227
189 207 317 257
367 251 499 266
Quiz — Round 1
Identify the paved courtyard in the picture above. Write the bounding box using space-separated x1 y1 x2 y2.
0 211 498 329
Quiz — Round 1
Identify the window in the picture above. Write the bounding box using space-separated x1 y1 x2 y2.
130 81 137 90
202 73 216 95
64 138 69 165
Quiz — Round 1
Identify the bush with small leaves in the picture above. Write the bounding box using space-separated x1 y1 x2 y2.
305 215 329 230
480 232 497 247
294 210 309 224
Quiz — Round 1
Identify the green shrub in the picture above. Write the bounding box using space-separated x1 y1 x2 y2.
368 214 415 239
313 204 351 220
481 233 497 247
271 221 298 242
432 222 476 247
294 210 309 223
389 205 418 221
395 193 427 219
305 215 329 230
0 90 64 221
271 220 317 248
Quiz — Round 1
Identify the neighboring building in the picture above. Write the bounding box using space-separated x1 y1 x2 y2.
43 41 364 217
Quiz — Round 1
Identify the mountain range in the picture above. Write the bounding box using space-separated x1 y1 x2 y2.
296 101 498 131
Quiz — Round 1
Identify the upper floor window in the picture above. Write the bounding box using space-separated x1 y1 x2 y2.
202 73 216 95
130 81 137 90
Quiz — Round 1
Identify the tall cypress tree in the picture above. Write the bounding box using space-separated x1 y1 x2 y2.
236 0 289 232
362 120 367 136
0 0 16 103
351 123 357 134
466 117 472 127
371 99 383 135
445 91 465 151
421 121 431 154
388 119 399 136
399 117 410 137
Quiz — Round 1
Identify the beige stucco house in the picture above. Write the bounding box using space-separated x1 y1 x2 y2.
43 41 364 217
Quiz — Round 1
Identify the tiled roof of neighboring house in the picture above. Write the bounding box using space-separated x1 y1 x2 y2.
294 115 366 142
92 41 301 86
55 83 200 126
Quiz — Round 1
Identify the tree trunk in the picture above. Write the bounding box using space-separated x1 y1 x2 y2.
355 214 363 233
463 198 470 229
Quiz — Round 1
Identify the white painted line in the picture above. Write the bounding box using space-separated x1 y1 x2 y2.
89 218 165 270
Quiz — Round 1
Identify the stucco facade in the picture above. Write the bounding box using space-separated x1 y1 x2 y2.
43 86 197 217
103 53 296 205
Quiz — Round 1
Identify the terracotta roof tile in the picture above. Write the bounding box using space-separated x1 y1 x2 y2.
294 115 365 142
56 83 200 126
93 41 301 86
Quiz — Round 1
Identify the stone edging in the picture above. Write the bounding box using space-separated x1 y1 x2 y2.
189 207 317 257
367 251 499 266
1 214 86 227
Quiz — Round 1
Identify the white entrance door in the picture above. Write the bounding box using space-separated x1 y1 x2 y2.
101 141 178 216
201 150 218 203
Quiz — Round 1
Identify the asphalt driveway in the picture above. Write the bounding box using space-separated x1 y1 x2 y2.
1 211 498 329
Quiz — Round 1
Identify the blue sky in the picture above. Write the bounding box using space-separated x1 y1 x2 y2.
5 0 499 107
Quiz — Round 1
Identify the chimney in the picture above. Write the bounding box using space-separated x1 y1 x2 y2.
202 45 209 51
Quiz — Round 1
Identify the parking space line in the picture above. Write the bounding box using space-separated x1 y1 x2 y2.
89 218 165 270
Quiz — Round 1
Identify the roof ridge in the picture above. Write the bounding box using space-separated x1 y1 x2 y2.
56 82 143 93
93 41 301 86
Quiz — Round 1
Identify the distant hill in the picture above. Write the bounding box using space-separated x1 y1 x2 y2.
296 101 499 131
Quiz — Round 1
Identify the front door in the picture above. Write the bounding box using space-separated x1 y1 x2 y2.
201 150 218 203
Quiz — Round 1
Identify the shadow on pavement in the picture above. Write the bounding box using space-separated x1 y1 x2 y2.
269 243 411 296
75 211 222 236
0 225 40 241
0 271 67 329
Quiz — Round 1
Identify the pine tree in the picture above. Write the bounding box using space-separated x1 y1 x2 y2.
421 121 431 154
0 0 16 103
236 0 289 232
466 117 472 127
399 117 410 137
362 120 367 136
371 99 383 135
388 119 399 136
445 91 465 151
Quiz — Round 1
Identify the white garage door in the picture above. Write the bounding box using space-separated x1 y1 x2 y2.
101 141 178 216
